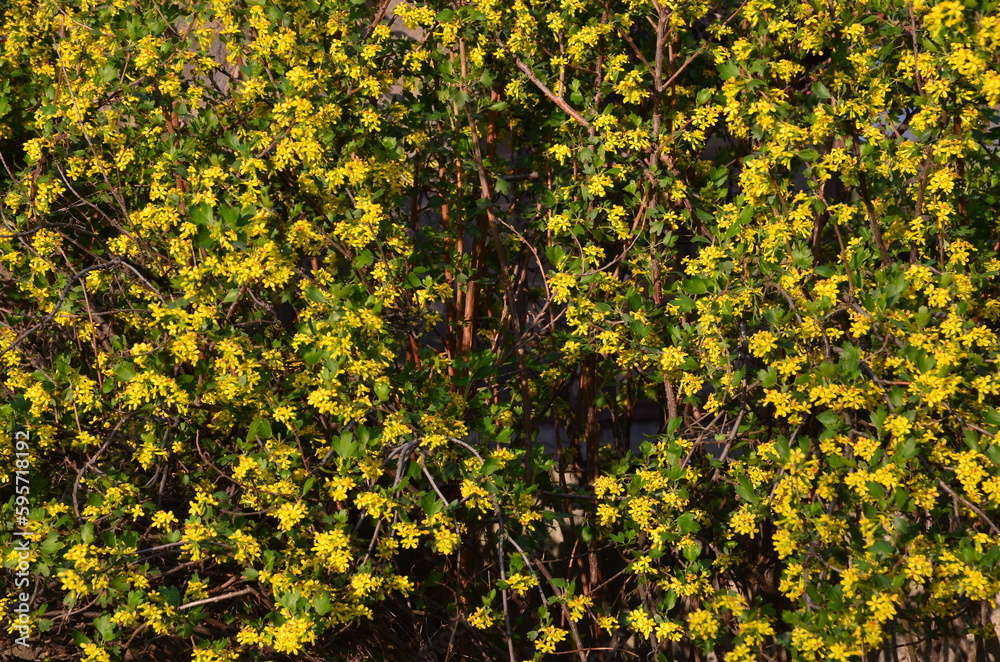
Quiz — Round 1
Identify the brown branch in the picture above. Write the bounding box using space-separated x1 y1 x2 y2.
856 167 891 267
2 259 121 359
493 37 592 132
935 478 1000 536
179 587 256 611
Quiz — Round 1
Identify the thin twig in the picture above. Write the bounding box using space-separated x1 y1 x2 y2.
1 259 121 358
179 587 255 611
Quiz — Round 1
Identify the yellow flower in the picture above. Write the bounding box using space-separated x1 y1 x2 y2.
267 615 317 655
547 213 572 233
503 572 537 593
628 608 655 637
534 625 568 654
81 643 111 662
460 479 493 513
151 510 178 529
867 592 898 623
659 347 688 373
549 272 576 304
191 647 238 662
883 414 911 439
326 476 355 501
273 501 308 532
468 606 495 629
729 504 758 537
790 627 824 654
596 503 619 526
687 609 719 640
593 476 623 499
433 526 461 555
588 173 613 197
58 569 88 594
393 521 422 549
185 579 209 601
566 594 592 621
313 529 352 573
655 620 684 641
350 572 381 597
597 615 618 632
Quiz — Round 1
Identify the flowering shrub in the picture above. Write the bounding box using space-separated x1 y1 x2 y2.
3 0 1000 659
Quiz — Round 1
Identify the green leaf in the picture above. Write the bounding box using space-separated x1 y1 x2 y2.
305 285 328 303
248 418 272 441
93 615 114 642
313 592 332 615
354 250 374 268
871 408 887 431
681 278 708 295
159 585 181 607
334 430 358 459
758 368 778 388
867 481 885 500
676 512 701 534
735 475 759 504
812 81 832 99
423 492 444 516
41 535 62 555
113 363 136 382
868 540 893 559
672 295 696 313
839 343 861 377
816 410 840 429
898 438 918 460
717 61 740 80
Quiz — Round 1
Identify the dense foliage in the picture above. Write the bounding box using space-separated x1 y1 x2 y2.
4 0 1000 659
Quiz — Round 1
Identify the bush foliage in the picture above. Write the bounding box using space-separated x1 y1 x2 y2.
4 0 1000 659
